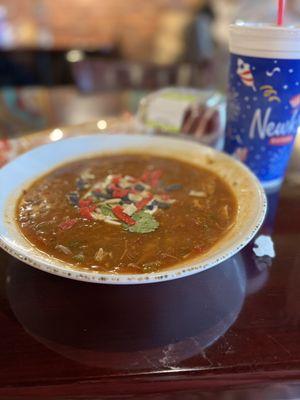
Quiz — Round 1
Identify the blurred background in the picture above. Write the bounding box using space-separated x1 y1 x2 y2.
1 0 300 140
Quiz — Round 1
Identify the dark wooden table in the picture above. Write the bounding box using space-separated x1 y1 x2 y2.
1 88 300 400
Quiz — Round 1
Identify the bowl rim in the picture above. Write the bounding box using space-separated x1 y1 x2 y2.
0 133 267 285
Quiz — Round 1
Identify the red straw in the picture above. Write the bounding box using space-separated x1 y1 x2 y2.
277 0 286 26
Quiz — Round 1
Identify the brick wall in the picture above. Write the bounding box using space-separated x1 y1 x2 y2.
0 0 203 60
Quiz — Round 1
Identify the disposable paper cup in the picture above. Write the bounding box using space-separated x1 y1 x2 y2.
225 22 300 189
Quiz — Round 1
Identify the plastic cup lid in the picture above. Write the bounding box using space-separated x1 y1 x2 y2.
229 22 300 59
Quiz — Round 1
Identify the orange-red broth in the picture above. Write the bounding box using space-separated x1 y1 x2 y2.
17 154 237 274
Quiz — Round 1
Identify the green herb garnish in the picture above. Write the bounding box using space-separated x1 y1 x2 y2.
126 211 159 233
73 170 179 234
100 204 115 218
73 253 85 262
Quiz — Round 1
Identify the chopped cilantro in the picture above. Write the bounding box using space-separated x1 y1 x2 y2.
100 204 115 218
126 211 159 233
73 253 85 262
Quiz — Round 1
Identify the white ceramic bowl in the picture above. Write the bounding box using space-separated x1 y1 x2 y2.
0 133 267 284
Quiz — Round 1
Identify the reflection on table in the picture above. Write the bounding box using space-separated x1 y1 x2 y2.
7 252 245 371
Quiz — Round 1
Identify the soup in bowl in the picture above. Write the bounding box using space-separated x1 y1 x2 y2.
0 133 266 284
